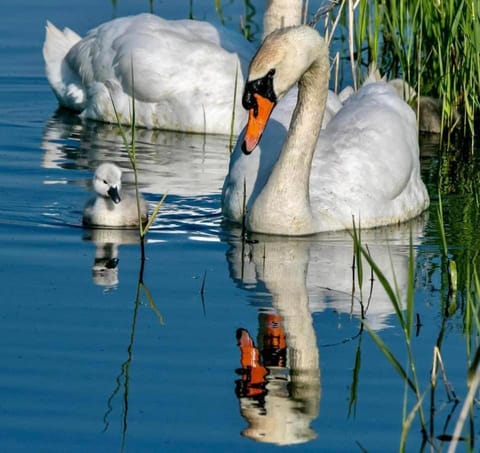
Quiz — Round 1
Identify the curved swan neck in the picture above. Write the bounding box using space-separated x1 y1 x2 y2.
248 33 330 235
283 58 329 175
261 242 320 372
263 0 303 38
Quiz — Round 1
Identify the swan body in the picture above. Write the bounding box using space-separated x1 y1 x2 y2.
43 14 254 134
83 163 148 227
42 2 344 135
222 26 430 235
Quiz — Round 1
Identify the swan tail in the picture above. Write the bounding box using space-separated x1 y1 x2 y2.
43 21 85 111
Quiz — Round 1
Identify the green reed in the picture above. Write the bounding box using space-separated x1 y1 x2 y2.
108 63 166 329
334 0 479 137
240 0 259 41
351 228 429 450
108 65 167 239
351 210 480 450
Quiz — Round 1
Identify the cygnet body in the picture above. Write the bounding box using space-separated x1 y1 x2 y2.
83 163 148 227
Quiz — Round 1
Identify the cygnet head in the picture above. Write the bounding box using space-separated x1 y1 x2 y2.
93 163 122 203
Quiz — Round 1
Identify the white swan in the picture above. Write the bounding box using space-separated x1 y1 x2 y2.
358 66 447 134
42 2 304 135
83 162 148 227
222 26 430 235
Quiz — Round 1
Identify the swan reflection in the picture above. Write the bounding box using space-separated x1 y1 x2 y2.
227 216 426 331
40 109 231 196
231 238 321 445
234 296 320 444
83 228 141 288
227 217 426 445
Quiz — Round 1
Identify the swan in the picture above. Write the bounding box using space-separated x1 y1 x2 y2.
359 66 447 134
387 79 447 134
83 162 148 227
222 26 430 235
42 1 304 135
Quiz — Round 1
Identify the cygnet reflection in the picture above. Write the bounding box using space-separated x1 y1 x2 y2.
83 228 141 288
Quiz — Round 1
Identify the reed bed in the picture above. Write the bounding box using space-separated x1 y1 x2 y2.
329 0 479 137
351 224 478 451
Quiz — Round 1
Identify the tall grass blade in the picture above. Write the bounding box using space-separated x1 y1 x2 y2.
354 237 407 332
229 65 239 154
405 230 415 339
143 192 168 235
363 323 416 393
348 335 362 417
400 392 425 452
448 356 480 453
142 283 165 325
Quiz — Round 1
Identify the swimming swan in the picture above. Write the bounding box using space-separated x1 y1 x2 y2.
83 163 148 227
222 26 430 235
42 1 303 135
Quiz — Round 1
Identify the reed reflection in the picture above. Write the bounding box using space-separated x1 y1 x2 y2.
226 216 426 445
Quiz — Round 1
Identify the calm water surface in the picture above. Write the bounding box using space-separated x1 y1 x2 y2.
1 1 478 451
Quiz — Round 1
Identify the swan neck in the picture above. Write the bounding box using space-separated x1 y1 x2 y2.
262 242 320 374
287 62 329 161
274 53 330 200
247 32 330 235
263 0 303 38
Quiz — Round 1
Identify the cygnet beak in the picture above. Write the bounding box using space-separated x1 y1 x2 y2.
107 186 121 204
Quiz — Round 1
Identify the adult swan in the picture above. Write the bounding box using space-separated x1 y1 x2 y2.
42 1 303 135
222 26 430 235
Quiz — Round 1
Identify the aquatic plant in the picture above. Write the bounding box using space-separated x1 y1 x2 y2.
351 215 480 451
108 66 167 240
329 0 479 137
108 63 165 320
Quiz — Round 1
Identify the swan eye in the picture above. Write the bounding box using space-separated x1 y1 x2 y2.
243 89 258 116
243 69 277 112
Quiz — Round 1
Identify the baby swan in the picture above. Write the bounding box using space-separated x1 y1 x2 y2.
83 163 148 228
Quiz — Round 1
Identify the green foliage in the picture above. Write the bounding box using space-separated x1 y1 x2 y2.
351 200 480 448
240 0 258 41
335 0 479 137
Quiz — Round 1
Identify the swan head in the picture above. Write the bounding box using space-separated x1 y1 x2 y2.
93 163 122 204
241 26 329 154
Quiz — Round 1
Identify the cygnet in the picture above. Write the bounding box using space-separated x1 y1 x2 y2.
83 163 148 227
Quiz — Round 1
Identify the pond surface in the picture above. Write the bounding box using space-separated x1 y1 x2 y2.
1 1 478 452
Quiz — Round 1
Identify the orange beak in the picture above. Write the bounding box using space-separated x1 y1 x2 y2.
242 93 276 154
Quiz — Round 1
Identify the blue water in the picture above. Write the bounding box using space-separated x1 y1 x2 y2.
0 1 477 452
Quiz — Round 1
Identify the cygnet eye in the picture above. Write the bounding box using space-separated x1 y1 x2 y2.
103 179 108 185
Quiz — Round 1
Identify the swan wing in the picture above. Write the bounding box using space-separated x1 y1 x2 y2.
49 14 255 133
43 21 84 110
311 83 428 226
